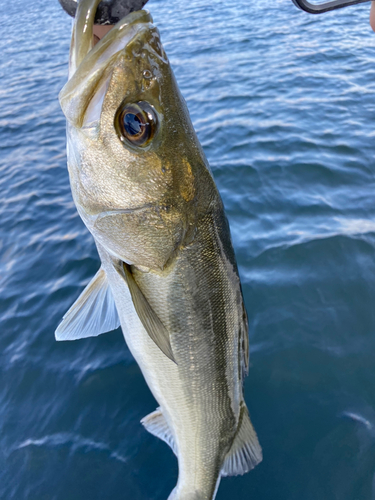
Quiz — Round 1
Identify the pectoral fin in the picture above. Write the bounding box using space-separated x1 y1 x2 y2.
122 263 176 364
221 404 262 477
55 267 120 341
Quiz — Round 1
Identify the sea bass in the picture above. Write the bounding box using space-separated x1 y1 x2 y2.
56 1 262 498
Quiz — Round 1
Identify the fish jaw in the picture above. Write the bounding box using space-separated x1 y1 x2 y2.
69 0 101 77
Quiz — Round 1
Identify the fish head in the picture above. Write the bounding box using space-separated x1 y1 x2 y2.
59 5 216 271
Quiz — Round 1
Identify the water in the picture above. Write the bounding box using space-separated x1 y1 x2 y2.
1 0 375 498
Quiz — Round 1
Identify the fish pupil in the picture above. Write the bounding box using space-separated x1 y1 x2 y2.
123 113 145 137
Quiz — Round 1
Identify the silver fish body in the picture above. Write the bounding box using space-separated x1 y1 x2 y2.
57 2 262 498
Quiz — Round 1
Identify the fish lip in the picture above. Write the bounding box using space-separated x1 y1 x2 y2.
69 3 152 78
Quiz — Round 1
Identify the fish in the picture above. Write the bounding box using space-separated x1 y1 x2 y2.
56 0 262 498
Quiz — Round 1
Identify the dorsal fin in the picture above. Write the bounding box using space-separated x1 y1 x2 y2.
221 404 262 477
55 267 120 341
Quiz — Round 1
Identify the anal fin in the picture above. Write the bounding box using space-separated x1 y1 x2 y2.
55 267 120 341
141 408 177 455
221 404 262 477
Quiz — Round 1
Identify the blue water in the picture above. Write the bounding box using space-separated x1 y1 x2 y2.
1 0 375 498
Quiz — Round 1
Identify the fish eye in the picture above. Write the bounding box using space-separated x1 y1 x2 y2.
115 101 158 147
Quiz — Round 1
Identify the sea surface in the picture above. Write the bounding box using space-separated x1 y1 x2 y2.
1 0 375 498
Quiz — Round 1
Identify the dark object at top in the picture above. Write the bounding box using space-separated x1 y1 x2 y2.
292 0 372 13
58 0 149 24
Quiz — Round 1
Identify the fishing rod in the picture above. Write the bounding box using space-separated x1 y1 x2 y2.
59 0 374 22
292 0 373 14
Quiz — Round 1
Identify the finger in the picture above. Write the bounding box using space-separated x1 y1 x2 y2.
370 1 375 31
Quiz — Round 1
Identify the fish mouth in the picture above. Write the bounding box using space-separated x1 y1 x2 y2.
59 0 150 26
59 3 153 127
70 0 152 76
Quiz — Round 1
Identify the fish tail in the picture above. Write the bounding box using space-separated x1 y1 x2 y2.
167 486 219 500
167 474 221 500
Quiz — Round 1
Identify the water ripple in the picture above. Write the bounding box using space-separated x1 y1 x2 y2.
1 0 375 498
15 433 128 464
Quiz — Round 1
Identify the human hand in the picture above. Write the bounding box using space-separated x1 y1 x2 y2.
93 24 115 45
370 1 375 31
